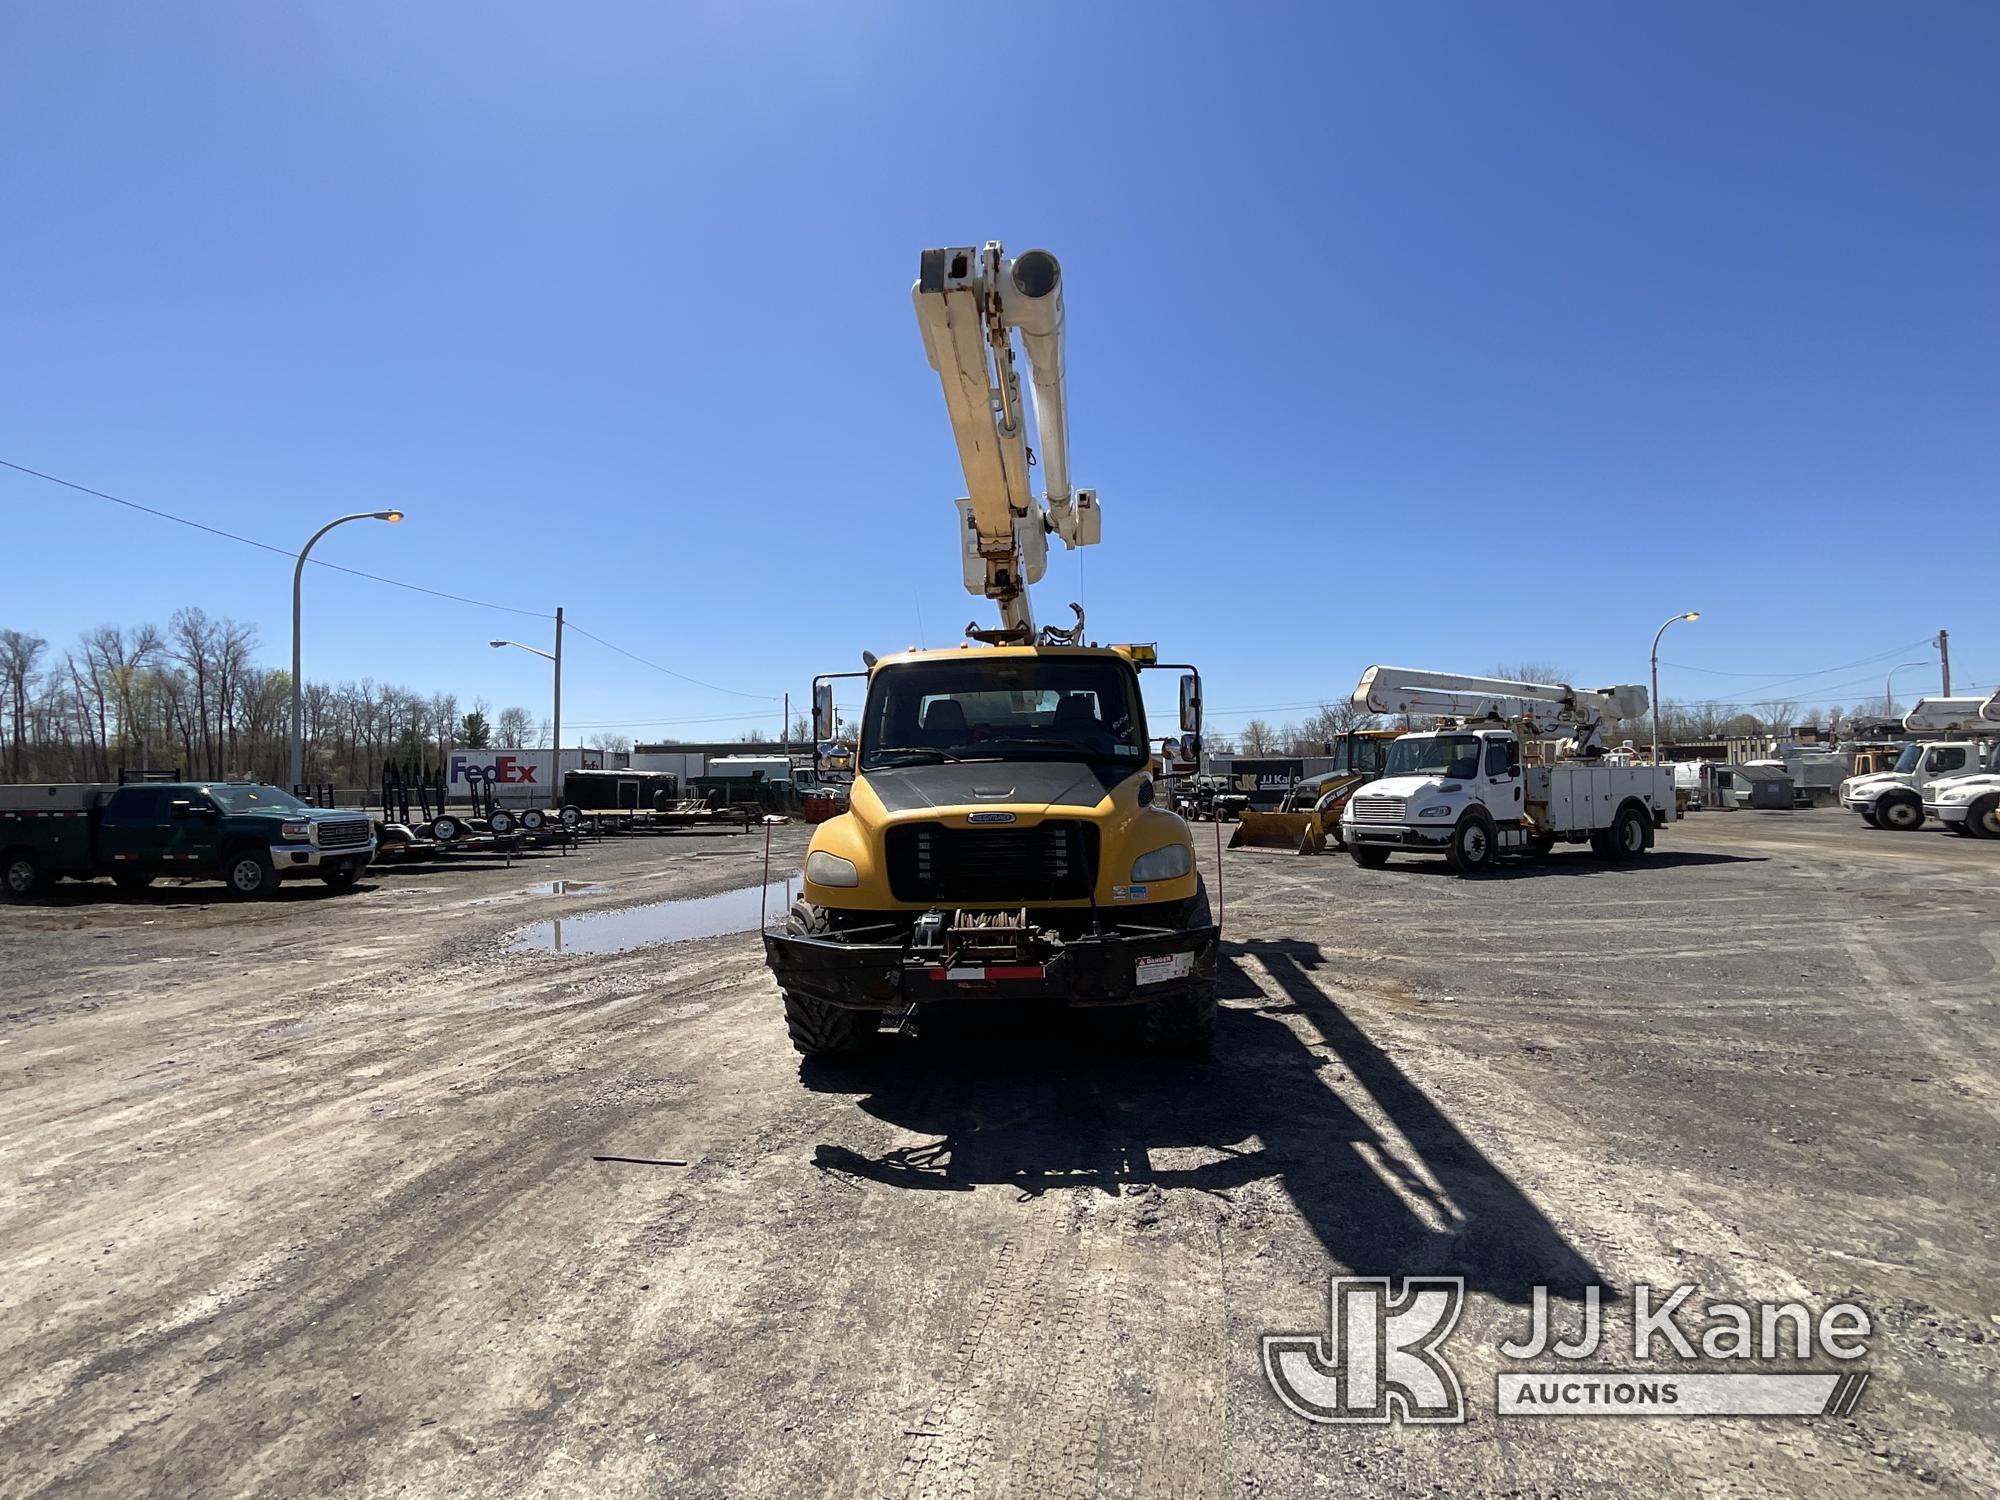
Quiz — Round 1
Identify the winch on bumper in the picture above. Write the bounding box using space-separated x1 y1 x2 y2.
763 908 1220 1011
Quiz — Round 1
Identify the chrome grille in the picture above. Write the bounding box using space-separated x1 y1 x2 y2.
316 817 372 849
1349 796 1408 824
886 820 1097 904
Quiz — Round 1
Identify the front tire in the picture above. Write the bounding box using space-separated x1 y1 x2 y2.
781 899 875 1057
320 864 361 891
224 848 279 900
1445 812 1496 874
1143 880 1216 1056
1966 794 2000 840
114 872 155 894
1858 809 1880 828
1877 793 1924 831
1348 844 1391 868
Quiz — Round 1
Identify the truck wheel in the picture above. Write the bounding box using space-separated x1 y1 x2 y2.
1445 812 1496 874
1966 794 2000 839
781 900 876 1056
1877 793 1924 831
4 850 50 901
1143 881 1216 1056
320 863 361 891
1348 844 1391 868
224 848 279 900
1606 805 1649 860
113 872 155 894
1858 809 1880 828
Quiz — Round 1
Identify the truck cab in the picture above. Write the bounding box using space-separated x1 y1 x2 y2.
1840 740 1999 829
762 644 1219 1057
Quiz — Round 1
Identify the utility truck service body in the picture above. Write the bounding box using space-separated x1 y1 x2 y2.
1339 667 1673 873
760 242 1217 1056
1 781 375 900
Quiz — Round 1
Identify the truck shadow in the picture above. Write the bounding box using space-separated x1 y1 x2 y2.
29 880 391 905
1369 849 1765 878
804 939 1609 1306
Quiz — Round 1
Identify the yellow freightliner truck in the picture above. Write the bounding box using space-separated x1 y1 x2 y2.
761 243 1218 1057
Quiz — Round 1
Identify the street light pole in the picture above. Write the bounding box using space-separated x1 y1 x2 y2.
1650 611 1700 766
1885 661 1927 718
490 605 563 795
291 510 403 791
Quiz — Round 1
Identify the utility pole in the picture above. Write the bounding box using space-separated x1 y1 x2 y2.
782 691 790 760
552 606 564 787
1937 629 1951 696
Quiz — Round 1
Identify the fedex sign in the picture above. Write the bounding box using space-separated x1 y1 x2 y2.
449 752 542 787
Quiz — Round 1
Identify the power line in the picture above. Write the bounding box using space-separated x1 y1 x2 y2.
0 457 551 620
563 621 779 702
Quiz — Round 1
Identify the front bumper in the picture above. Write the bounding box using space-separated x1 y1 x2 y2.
271 840 376 873
1342 821 1454 849
1841 797 1878 815
1924 802 1968 826
764 919 1221 1011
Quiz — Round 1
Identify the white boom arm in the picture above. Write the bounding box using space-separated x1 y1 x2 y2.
1903 693 2000 733
1353 666 1650 757
914 242 1101 642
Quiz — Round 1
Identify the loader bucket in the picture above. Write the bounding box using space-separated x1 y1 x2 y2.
1228 808 1326 854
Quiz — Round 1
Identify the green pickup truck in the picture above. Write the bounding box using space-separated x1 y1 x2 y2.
0 782 376 901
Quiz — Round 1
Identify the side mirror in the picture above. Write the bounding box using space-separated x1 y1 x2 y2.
1178 673 1201 734
1179 732 1202 763
812 681 834 742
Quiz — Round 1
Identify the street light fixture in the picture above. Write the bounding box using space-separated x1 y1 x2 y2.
489 607 564 783
1885 661 1927 718
290 510 404 790
1650 611 1700 767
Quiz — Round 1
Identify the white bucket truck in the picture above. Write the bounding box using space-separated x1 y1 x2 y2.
1839 695 2000 831
1339 667 1675 875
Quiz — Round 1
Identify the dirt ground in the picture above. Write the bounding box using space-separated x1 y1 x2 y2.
2 810 1996 1498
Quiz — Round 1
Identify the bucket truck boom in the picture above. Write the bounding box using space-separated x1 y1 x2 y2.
1352 666 1650 758
913 243 1101 643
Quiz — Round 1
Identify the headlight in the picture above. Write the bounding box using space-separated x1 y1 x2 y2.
1130 843 1192 883
281 821 313 842
1416 804 1454 818
804 850 859 888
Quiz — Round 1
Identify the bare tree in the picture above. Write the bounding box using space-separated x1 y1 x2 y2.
496 706 534 746
1238 719 1277 755
1 629 49 781
1491 661 1572 686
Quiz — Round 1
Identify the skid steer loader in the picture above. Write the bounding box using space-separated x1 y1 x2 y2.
1228 730 1398 855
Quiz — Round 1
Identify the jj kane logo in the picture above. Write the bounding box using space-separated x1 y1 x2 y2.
1265 1278 1874 1425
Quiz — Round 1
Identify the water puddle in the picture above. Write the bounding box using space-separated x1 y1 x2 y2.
528 880 607 896
507 873 800 956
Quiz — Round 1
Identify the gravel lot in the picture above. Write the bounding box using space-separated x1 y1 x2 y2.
1 810 1995 1497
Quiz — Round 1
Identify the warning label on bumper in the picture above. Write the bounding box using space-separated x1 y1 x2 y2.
1135 951 1195 986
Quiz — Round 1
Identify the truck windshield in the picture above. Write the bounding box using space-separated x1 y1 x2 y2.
1893 745 1922 774
205 784 308 813
1383 734 1482 780
861 658 1148 771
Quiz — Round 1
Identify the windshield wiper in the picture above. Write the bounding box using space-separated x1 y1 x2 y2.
870 746 969 765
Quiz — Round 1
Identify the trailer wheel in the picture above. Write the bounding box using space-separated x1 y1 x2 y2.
224 848 279 900
488 810 516 836
1876 793 1924 831
1966 794 2000 839
4 849 50 901
1348 844 1391 868
1606 804 1650 860
1445 812 1496 874
558 805 583 830
430 815 462 843
521 809 547 832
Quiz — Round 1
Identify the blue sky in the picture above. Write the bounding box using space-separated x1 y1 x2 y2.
3 2 1993 741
